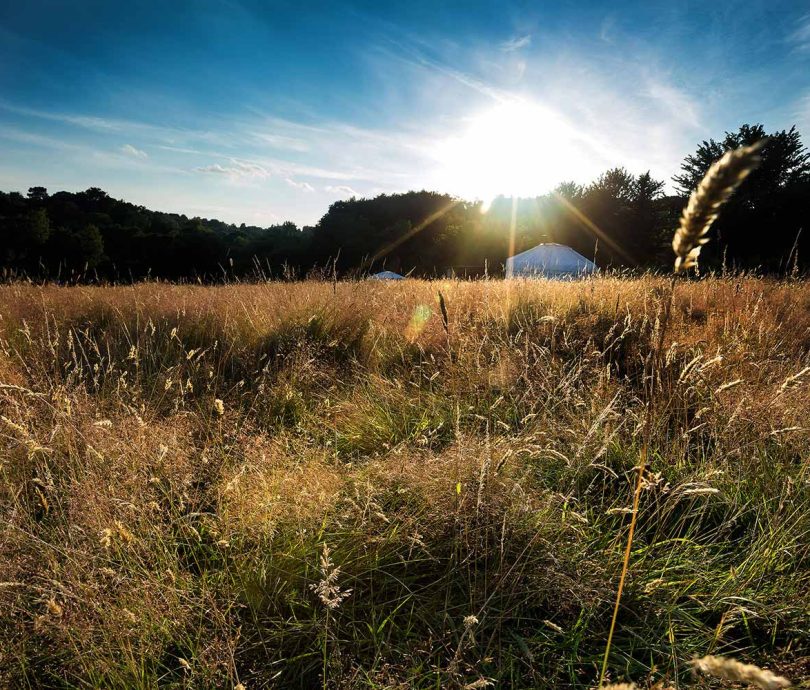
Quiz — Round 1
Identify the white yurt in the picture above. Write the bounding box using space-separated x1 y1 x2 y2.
369 270 405 280
506 243 597 278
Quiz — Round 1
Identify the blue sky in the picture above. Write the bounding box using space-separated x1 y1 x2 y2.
1 0 809 226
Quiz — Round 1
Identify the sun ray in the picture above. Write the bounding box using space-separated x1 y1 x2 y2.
367 198 462 267
552 191 637 267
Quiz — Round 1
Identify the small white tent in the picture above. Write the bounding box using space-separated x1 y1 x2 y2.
369 270 405 280
506 243 597 279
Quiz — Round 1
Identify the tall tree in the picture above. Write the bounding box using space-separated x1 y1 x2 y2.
554 181 585 202
577 168 665 267
27 186 49 203
673 125 809 194
25 209 51 246
75 224 105 269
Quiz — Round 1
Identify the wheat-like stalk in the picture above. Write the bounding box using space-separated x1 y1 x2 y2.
601 142 765 687
692 655 791 690
673 140 766 273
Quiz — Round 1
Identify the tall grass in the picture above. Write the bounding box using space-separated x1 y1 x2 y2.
0 276 807 688
600 141 767 687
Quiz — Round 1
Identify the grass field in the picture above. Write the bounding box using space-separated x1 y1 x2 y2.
0 277 808 689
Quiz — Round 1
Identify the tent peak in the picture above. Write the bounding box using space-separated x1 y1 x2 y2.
506 243 597 278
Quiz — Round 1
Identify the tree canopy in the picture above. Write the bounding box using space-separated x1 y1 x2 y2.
1 123 808 281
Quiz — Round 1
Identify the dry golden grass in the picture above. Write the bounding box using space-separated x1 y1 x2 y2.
0 276 808 688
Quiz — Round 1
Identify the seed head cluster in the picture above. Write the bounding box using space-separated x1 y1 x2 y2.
673 141 765 273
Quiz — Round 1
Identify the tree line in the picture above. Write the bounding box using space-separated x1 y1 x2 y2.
1 123 808 281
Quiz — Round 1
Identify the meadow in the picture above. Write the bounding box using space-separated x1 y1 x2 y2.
0 276 807 689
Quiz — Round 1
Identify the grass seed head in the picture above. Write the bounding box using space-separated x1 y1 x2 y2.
45 597 63 617
691 655 791 690
673 141 765 273
310 543 352 610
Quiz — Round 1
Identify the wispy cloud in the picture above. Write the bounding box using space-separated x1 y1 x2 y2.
284 177 314 191
251 131 311 152
645 79 702 129
121 143 147 159
195 159 270 179
1 102 158 135
796 92 810 133
788 14 810 53
195 164 231 174
0 124 90 152
599 17 616 44
375 36 509 103
501 34 531 52
325 184 358 196
0 101 232 148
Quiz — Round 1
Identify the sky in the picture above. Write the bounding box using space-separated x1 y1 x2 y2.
1 0 809 227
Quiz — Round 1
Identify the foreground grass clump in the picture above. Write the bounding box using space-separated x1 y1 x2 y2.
0 277 808 689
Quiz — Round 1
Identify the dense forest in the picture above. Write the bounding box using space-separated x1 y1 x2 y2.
2 123 808 281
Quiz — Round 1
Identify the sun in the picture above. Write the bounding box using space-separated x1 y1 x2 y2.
434 99 585 208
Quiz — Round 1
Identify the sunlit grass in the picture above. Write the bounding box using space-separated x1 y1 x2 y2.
0 276 807 688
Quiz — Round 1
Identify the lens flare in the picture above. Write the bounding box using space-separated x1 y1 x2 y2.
405 304 432 341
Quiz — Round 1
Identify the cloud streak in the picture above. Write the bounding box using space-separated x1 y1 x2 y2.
285 177 314 191
121 143 147 159
501 34 531 52
788 14 810 53
325 184 358 196
195 159 270 179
